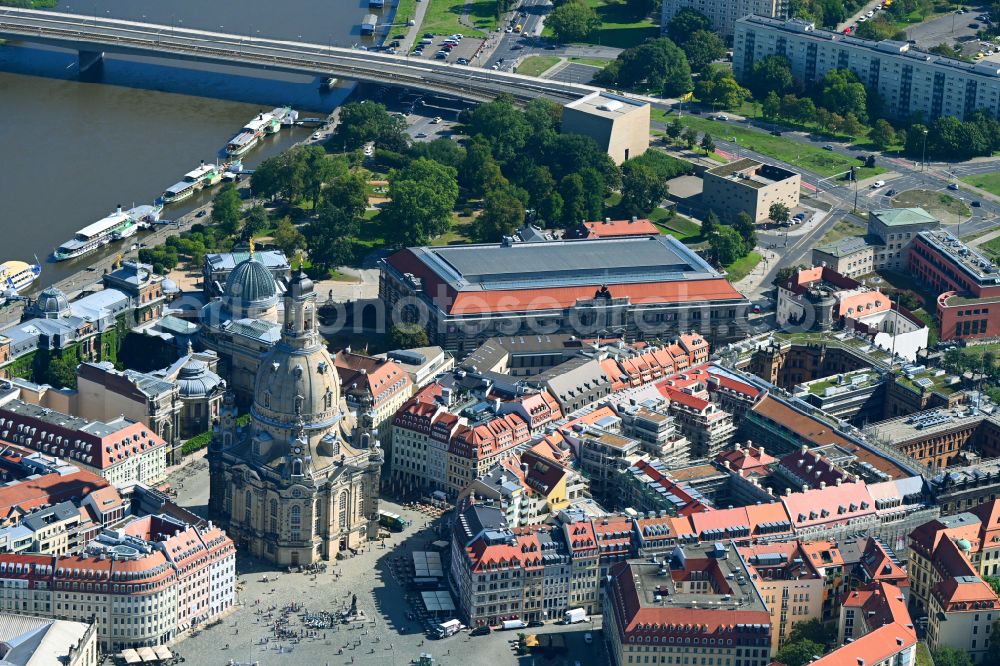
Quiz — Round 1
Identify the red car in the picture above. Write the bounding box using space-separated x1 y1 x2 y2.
843 26 852 33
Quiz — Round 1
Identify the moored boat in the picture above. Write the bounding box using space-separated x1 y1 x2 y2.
53 204 153 261
162 161 224 204
225 112 277 157
0 260 41 295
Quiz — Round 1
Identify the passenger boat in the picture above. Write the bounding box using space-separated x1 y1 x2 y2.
225 111 279 157
53 204 160 261
162 161 224 204
0 260 41 294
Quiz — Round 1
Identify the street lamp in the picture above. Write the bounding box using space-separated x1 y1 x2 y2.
921 127 928 171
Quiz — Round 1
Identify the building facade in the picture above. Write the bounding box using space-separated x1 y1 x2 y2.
702 158 801 224
208 272 383 566
661 0 786 37
734 16 1000 122
561 92 650 165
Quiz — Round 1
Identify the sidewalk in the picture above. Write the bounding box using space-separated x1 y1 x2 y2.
399 0 430 51
732 248 779 295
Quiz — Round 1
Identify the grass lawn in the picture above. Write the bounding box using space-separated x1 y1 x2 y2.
543 0 658 48
961 171 1000 197
980 236 1000 261
914 643 932 666
893 189 970 223
392 0 419 31
653 212 705 245
569 56 612 67
516 55 561 77
818 218 866 245
418 0 497 37
726 252 763 282
665 114 886 178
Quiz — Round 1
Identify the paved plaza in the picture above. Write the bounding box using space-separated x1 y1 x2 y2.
158 458 605 666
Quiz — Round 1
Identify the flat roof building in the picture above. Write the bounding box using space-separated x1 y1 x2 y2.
662 0 786 38
562 92 650 165
734 16 1000 122
702 158 800 224
909 229 1000 341
380 235 749 356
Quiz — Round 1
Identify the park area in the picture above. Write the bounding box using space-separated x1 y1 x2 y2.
655 111 887 179
891 189 970 224
516 55 561 76
417 0 498 37
961 172 1000 198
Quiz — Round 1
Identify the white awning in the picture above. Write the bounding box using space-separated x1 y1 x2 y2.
119 649 141 664
154 645 173 660
137 646 158 662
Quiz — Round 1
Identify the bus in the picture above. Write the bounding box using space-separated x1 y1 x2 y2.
378 510 410 532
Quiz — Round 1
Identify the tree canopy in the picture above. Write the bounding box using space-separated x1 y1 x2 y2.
695 68 752 110
680 30 726 73
547 0 601 43
666 8 711 42
333 100 409 152
598 38 693 96
747 55 795 99
382 158 460 246
211 182 243 237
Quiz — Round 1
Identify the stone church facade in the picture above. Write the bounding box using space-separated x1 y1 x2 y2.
208 263 382 566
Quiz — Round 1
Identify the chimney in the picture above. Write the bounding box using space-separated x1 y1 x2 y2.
630 216 637 224
802 484 809 493
836 478 843 487
604 217 611 224
801 444 808 453
784 488 792 497
820 481 827 489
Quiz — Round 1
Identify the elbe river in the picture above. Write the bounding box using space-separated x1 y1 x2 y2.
0 0 394 287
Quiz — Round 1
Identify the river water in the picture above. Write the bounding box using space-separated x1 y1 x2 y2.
0 0 397 288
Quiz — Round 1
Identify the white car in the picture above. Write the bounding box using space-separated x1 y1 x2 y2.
431 116 442 124
866 9 875 16
715 114 729 121
858 16 867 22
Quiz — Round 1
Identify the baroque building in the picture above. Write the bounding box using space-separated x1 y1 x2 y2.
207 271 382 566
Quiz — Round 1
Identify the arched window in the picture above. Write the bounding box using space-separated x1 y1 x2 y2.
338 491 348 530
244 490 252 525
269 499 278 534
291 459 303 476
314 502 321 533
290 505 301 541
357 491 365 521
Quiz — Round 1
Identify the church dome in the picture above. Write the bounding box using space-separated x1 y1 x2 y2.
31 287 71 319
225 255 278 309
253 342 342 430
176 359 223 398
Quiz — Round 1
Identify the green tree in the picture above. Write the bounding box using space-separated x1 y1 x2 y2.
748 55 794 99
558 173 588 228
462 138 506 197
987 621 1000 665
700 132 716 155
333 100 408 151
667 116 683 140
710 226 747 265
786 619 837 649
272 217 306 257
681 30 726 73
666 8 711 42
610 38 692 96
473 185 527 241
44 351 80 390
382 158 460 246
242 206 269 241
820 69 869 123
681 127 698 150
211 182 243 237
774 639 824 666
390 323 429 349
762 91 781 119
299 146 345 209
930 646 974 666
316 202 361 238
734 211 757 249
547 0 601 43
702 209 719 237
621 162 668 217
325 170 369 221
408 137 466 169
842 112 865 138
460 94 532 166
695 68 752 110
870 119 897 150
769 201 790 224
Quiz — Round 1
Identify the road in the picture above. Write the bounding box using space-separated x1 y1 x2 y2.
484 0 552 71
0 7 599 103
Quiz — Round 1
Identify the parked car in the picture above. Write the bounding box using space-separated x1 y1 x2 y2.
435 51 448 59
196 210 208 218
948 183 959 190
431 116 442 124
970 22 981 28
972 200 982 207
715 114 729 121
528 620 544 628
823 144 834 150
770 130 782 136
423 32 435 38
470 626 491 636
456 57 469 65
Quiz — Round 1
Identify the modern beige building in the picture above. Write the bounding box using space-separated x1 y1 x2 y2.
702 158 800 223
741 542 824 652
562 92 649 165
662 0 786 38
208 272 383 566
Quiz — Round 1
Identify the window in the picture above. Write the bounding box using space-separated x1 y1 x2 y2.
269 499 278 534
338 491 348 530
244 490 252 525
290 505 301 541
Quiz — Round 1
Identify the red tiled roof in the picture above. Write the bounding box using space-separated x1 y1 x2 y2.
583 218 659 238
0 470 108 519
